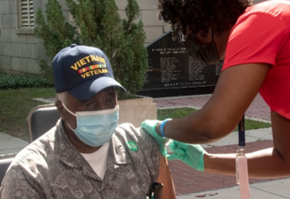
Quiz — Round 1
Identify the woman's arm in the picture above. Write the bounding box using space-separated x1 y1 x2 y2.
204 111 290 178
161 63 270 143
166 111 290 178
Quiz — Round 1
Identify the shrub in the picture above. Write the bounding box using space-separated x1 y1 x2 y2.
35 0 148 99
35 0 79 85
0 73 53 89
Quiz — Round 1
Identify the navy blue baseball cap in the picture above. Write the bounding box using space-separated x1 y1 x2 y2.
52 44 126 101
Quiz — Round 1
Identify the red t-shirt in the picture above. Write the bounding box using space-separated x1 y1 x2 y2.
222 1 290 120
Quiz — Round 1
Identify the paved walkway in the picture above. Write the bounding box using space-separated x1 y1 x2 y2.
153 93 290 198
0 132 28 157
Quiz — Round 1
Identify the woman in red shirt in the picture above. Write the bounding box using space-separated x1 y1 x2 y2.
142 0 290 179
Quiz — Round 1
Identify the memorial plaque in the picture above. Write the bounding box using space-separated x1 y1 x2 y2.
138 31 223 97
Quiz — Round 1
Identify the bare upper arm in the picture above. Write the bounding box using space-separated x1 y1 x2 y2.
166 63 270 143
271 112 290 162
156 155 176 199
201 63 270 138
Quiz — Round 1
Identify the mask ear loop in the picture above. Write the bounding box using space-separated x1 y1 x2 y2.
62 102 77 117
61 102 78 131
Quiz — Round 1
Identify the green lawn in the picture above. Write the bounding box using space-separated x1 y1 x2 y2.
0 88 271 141
0 88 55 140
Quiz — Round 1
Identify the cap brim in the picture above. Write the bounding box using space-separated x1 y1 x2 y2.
68 76 126 101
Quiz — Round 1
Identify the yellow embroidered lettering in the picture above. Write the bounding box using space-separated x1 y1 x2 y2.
81 74 86 78
85 72 91 77
88 55 106 64
90 55 97 62
84 56 91 63
71 63 78 70
79 58 86 66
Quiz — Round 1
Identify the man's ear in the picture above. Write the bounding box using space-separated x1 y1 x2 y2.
55 100 66 121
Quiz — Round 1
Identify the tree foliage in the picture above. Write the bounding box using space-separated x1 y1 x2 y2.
35 0 148 98
35 0 79 83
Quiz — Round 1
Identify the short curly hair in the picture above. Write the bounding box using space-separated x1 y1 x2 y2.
157 0 253 38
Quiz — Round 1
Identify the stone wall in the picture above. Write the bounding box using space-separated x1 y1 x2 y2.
0 0 48 74
0 0 166 74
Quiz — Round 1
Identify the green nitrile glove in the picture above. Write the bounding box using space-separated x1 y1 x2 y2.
166 140 206 172
141 120 168 156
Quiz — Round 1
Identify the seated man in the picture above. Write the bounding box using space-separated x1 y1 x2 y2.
0 45 176 198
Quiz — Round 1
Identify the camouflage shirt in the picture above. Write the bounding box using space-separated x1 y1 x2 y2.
0 120 160 199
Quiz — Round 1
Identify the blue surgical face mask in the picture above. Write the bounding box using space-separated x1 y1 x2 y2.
62 104 119 147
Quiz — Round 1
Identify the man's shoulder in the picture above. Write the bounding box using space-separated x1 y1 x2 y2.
115 123 154 141
12 126 59 166
114 123 159 154
116 123 138 133
112 123 160 165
